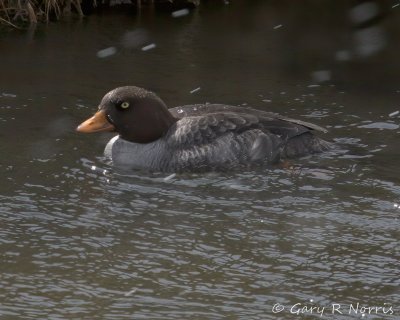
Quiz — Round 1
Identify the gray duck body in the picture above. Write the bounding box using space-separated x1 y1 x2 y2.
104 103 331 172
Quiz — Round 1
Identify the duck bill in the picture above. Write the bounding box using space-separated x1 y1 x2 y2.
76 110 115 133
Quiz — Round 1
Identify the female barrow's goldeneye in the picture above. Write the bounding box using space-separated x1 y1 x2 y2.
77 86 331 172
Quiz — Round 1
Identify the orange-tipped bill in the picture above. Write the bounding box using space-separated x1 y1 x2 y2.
76 110 115 133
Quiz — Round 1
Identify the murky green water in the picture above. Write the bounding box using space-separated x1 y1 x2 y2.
1 2 399 319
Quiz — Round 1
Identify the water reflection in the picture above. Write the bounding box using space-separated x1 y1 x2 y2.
2 154 398 318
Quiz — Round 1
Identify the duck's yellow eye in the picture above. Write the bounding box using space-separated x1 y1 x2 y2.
121 102 130 109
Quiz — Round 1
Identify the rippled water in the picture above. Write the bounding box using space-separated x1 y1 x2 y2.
1 2 400 319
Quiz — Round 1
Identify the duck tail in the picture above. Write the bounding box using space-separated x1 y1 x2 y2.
281 132 333 159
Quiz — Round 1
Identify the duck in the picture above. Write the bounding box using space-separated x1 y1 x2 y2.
76 86 331 172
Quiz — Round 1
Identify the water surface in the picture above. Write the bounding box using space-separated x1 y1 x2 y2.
1 2 400 319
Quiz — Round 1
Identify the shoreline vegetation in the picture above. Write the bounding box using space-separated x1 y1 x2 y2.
0 0 200 29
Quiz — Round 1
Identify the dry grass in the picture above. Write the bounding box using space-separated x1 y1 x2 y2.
0 0 200 28
0 0 78 26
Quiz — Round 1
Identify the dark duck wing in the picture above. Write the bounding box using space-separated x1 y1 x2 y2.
166 104 331 171
169 103 327 133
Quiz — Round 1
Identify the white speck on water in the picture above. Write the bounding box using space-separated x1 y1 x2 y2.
103 170 108 175
393 3 400 8
176 108 184 114
389 110 399 117
141 43 156 51
96 47 117 58
349 2 379 24
280 91 286 95
310 299 314 302
164 173 176 182
2 93 17 98
190 87 201 94
262 99 272 103
273 24 283 29
124 288 137 296
354 26 386 57
171 8 189 18
358 122 399 130
91 165 96 171
394 203 399 208
307 84 320 88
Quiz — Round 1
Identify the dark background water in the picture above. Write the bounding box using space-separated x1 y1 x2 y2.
1 1 400 319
